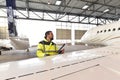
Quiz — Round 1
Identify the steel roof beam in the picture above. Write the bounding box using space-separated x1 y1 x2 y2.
89 0 112 16
78 0 120 9
80 0 99 14
15 0 119 18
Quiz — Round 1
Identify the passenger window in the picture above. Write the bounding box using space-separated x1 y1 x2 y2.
108 29 111 32
100 30 102 33
118 27 120 30
104 30 106 32
113 28 116 31
97 31 99 33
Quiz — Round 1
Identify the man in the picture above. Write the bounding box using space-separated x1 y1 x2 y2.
36 31 64 58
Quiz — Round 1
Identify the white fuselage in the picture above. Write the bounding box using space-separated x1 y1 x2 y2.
80 21 120 46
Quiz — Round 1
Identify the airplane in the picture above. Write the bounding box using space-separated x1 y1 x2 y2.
0 21 120 80
9 37 30 50
80 21 120 46
0 37 29 51
0 26 29 51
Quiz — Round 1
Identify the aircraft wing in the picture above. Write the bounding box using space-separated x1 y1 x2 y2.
9 37 30 50
0 46 120 80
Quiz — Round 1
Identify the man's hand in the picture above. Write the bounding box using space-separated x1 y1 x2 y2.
61 49 64 54
45 54 50 56
58 49 64 54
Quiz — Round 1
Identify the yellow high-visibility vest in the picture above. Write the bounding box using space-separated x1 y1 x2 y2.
36 39 58 58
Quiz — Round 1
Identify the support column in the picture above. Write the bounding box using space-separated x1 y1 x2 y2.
6 0 17 37
71 24 75 45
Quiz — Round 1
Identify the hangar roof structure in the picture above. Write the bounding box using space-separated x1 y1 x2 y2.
0 0 120 25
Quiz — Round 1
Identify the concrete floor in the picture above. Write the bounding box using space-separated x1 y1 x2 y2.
0 45 99 63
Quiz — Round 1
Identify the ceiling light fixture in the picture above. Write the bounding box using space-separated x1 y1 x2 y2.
47 1 50 4
82 5 89 9
55 0 62 5
103 9 110 13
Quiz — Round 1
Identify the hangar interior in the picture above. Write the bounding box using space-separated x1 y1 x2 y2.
0 0 120 24
0 0 120 62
